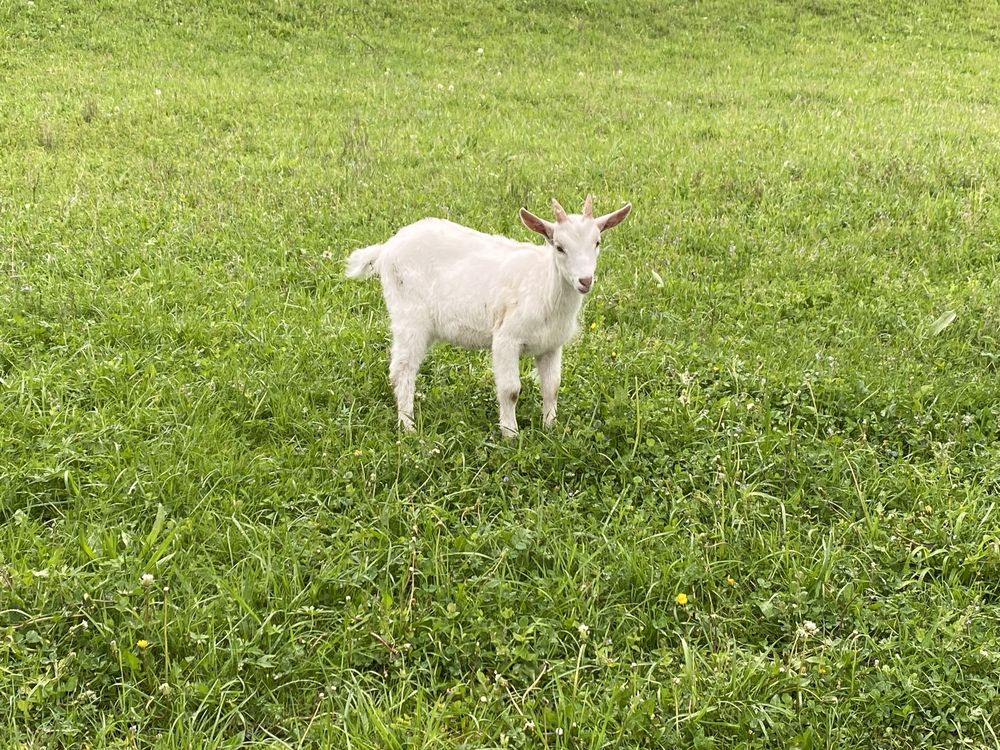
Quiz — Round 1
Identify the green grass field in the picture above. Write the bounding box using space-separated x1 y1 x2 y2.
4 1 1000 747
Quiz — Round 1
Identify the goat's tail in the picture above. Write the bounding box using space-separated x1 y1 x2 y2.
345 244 383 280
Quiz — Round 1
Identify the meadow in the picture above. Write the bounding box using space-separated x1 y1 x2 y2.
3 0 1000 747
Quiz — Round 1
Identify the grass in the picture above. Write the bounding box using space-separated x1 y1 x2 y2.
3 0 1000 747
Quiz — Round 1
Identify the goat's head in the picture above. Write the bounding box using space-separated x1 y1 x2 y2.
520 195 632 294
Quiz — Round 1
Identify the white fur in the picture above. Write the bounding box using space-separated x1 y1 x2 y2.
345 197 632 436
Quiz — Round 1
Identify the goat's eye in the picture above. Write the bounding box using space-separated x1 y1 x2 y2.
555 245 566 255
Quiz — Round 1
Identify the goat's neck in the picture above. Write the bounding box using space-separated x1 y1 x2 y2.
543 251 584 318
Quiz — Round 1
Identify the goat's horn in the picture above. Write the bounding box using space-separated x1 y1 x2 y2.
551 198 568 223
582 194 594 217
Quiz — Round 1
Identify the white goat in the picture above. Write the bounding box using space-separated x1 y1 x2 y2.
345 195 632 436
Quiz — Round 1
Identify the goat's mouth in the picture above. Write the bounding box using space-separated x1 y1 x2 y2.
576 283 593 294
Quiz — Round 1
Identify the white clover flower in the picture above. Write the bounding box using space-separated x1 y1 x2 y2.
798 620 819 638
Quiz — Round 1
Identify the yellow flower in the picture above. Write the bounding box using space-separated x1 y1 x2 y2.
675 593 688 606
590 322 597 330
137 639 150 650
726 576 736 586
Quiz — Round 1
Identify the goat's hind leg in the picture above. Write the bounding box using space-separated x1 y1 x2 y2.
388 322 430 432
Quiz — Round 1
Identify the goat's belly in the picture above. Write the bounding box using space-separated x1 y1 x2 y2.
435 321 493 350
431 310 577 355
440 331 493 349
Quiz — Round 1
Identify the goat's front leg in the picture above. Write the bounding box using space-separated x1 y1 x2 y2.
492 337 521 438
535 347 562 429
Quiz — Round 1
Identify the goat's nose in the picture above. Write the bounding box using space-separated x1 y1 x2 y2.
578 276 593 291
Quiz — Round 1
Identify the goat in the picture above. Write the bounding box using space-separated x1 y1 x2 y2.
345 195 632 436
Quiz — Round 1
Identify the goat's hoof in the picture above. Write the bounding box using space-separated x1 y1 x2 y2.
500 426 518 439
398 418 416 433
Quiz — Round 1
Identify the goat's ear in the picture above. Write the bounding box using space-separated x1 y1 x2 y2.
595 203 632 232
520 208 554 239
